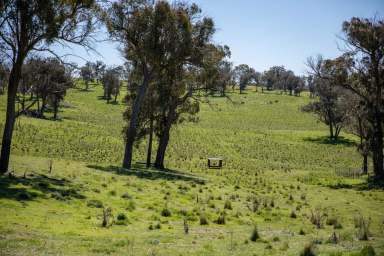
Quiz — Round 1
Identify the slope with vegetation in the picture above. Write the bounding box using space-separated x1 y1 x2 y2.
0 86 383 256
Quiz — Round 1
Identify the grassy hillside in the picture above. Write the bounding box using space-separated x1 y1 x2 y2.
0 86 383 256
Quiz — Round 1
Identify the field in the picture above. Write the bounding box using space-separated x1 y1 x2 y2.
0 86 383 256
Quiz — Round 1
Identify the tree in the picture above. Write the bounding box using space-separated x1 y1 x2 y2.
92 60 106 83
0 0 96 173
338 17 384 178
80 62 94 90
304 56 348 141
233 64 257 93
0 63 8 95
16 58 72 119
101 67 120 103
107 0 214 169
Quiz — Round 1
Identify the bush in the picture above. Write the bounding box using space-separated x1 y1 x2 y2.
121 192 132 199
326 217 342 229
199 212 208 225
250 225 260 242
161 207 172 217
360 245 376 256
300 242 316 256
116 213 128 225
224 200 232 210
87 199 103 208
216 212 226 225
310 208 326 229
355 215 371 241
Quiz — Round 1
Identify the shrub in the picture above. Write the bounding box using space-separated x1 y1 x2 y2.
310 208 326 229
326 217 342 229
355 215 371 241
250 225 260 242
216 212 226 225
360 245 376 256
300 242 316 256
102 207 113 227
224 200 232 210
199 212 208 225
116 213 128 225
161 207 172 217
87 199 103 208
121 192 132 199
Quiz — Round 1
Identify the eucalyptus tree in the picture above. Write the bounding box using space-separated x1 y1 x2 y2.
0 63 8 95
233 64 257 93
338 18 384 178
107 0 215 169
304 55 348 141
101 67 120 103
80 62 94 90
0 0 97 173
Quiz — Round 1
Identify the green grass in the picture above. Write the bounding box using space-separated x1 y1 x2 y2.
0 86 383 255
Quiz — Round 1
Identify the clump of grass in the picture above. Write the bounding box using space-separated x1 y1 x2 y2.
115 213 128 225
161 207 171 217
224 200 232 210
250 225 260 242
148 222 161 230
359 245 376 256
121 192 132 199
290 210 297 218
199 212 209 225
87 199 103 208
216 212 226 225
108 190 116 196
310 208 326 229
327 232 339 244
326 217 342 229
354 215 371 241
183 219 189 234
299 228 306 235
300 242 316 256
126 200 135 211
102 207 113 227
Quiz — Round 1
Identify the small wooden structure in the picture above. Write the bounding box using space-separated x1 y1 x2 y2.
207 157 223 169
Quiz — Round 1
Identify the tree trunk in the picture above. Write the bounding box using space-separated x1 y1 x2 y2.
372 113 383 178
0 62 22 173
146 118 153 168
122 66 151 169
155 106 175 169
329 122 334 140
362 154 368 174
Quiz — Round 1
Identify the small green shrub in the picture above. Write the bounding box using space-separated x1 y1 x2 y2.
250 225 260 242
359 245 376 256
161 207 171 217
224 200 232 210
216 212 226 225
87 199 103 208
199 212 208 225
300 242 316 256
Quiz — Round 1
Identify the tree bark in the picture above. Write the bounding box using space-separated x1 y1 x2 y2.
122 66 151 169
372 113 383 178
362 154 368 174
146 118 153 168
155 106 176 169
0 61 23 173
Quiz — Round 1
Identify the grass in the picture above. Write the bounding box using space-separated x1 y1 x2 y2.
0 86 383 255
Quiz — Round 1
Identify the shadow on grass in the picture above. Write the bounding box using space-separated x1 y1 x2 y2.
0 173 85 202
303 136 356 146
86 163 206 184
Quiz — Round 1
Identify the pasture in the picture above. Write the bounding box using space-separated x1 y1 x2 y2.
0 86 383 255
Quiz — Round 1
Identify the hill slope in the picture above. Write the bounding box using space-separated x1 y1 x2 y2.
0 87 383 255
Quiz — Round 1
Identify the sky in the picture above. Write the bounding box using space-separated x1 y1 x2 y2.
55 0 383 75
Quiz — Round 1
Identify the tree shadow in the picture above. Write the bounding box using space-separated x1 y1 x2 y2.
0 173 86 202
303 136 356 146
86 163 206 184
